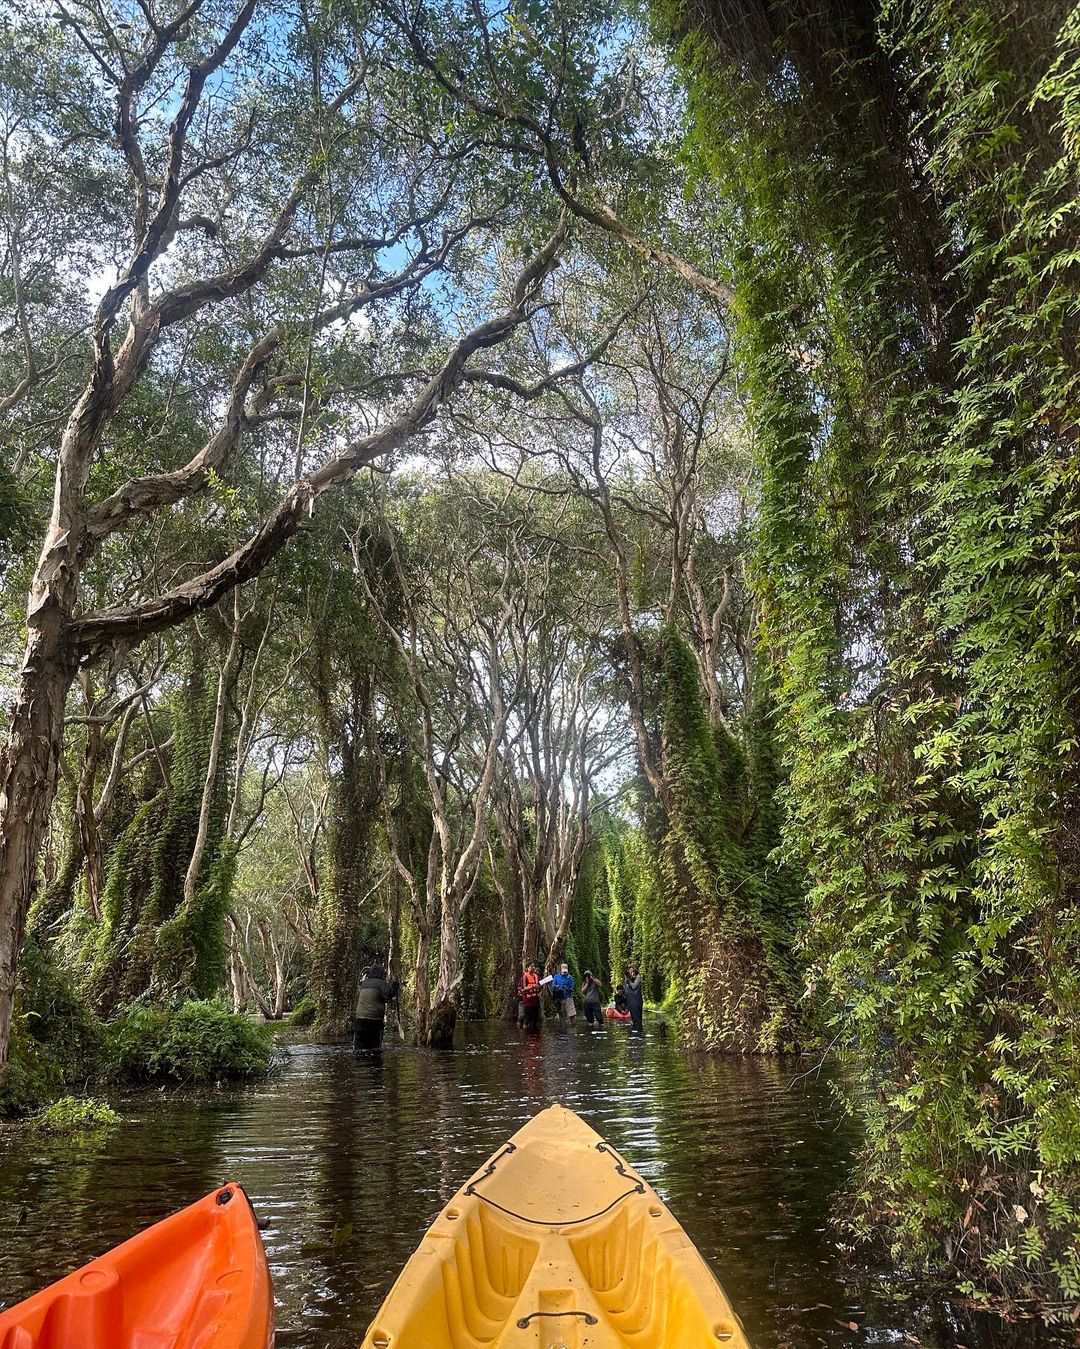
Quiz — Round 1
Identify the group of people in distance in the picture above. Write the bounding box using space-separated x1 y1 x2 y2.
517 961 645 1034
350 958 648 1054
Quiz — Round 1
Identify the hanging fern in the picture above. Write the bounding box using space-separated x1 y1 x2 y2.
655 0 1080 1308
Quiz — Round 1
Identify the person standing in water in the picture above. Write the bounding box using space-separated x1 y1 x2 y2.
581 970 605 1028
624 962 644 1033
550 962 576 1029
353 964 398 1051
519 962 542 1032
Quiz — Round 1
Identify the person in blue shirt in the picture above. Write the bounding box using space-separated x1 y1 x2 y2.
550 963 576 1029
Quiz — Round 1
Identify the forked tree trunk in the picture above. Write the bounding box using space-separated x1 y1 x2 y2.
228 914 274 1020
257 917 287 1020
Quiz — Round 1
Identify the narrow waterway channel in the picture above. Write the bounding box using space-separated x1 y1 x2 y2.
0 1024 1060 1346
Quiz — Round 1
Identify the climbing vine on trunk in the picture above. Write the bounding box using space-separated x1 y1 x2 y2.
656 0 1080 1305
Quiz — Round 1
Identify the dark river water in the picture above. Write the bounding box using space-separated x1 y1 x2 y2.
0 1022 1060 1346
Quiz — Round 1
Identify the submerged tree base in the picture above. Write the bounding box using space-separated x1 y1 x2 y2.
428 998 457 1049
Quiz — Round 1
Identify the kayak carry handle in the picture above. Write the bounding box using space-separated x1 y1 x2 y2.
516 1311 599 1329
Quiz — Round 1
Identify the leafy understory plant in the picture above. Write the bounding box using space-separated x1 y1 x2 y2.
31 1096 121 1134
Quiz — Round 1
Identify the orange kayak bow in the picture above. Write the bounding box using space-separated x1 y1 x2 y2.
0 1182 273 1349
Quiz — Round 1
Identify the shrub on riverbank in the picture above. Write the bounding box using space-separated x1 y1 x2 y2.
0 1026 65 1118
32 1096 121 1133
0 942 103 1118
107 1001 278 1083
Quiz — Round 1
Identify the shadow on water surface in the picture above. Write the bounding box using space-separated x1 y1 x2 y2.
0 1021 1067 1347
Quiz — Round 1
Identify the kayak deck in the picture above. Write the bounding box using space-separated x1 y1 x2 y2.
0 1183 273 1349
361 1104 750 1348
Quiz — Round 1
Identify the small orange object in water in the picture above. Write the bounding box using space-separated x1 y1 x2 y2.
0 1183 274 1349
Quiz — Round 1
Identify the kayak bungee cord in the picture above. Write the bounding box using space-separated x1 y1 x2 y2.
464 1136 648 1227
464 1140 517 1191
359 1106 753 1348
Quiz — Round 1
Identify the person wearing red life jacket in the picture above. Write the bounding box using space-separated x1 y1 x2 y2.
518 963 542 1032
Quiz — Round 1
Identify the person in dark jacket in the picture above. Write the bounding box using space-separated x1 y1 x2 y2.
581 970 605 1028
624 962 644 1033
353 964 398 1051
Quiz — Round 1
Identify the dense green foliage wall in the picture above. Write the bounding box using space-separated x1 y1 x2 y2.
603 626 802 1048
82 670 230 1011
657 0 1080 1307
23 662 234 1015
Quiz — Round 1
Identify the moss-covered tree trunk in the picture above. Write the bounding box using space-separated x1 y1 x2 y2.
656 0 1080 1304
75 654 236 1013
311 690 379 1036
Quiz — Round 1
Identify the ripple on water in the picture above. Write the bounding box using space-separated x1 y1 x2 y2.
0 1023 1067 1348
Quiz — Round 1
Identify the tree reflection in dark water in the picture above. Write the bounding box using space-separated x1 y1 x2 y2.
0 1023 1066 1347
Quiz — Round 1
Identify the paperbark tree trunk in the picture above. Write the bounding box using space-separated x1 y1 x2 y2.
385 880 404 1040
0 629 79 1071
74 686 106 922
521 882 541 969
412 924 432 1045
229 944 246 1013
182 619 241 909
431 885 462 1047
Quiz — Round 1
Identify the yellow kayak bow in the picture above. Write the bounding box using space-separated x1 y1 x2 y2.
361 1103 751 1348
